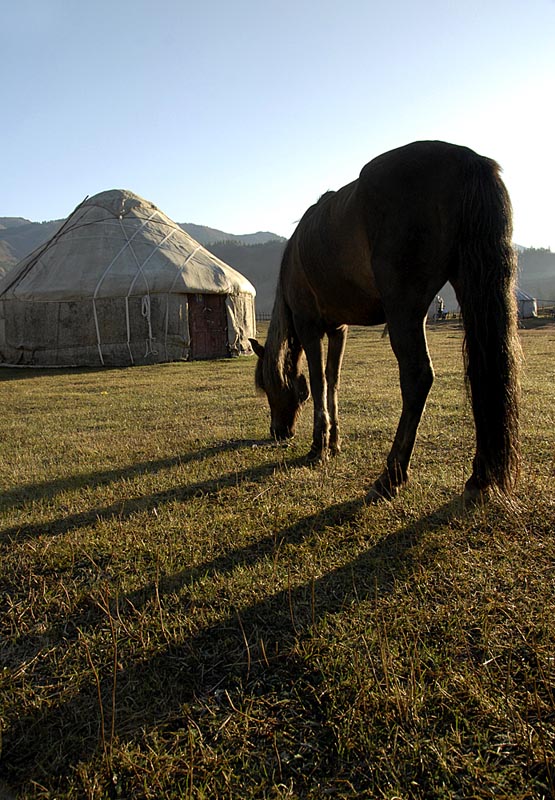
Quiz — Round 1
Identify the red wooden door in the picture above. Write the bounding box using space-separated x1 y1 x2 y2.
188 294 229 359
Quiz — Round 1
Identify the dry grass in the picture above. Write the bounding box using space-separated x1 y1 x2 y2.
1 322 554 799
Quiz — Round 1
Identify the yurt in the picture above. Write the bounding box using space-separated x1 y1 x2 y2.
0 190 256 366
516 289 537 319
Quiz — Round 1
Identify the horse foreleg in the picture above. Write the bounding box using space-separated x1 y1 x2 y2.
295 321 329 461
368 317 434 502
326 326 348 454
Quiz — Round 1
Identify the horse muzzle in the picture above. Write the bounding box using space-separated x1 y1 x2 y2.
271 424 294 442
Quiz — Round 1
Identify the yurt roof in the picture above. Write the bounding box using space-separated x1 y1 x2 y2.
0 189 256 302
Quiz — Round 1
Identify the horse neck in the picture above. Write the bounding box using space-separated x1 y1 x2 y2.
264 282 302 390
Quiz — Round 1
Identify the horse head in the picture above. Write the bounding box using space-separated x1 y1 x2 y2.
249 338 309 441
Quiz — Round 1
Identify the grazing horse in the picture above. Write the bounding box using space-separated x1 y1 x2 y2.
250 141 520 502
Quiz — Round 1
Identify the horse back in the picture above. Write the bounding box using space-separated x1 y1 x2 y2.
281 141 503 327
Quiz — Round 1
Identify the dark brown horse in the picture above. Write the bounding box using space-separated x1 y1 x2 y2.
250 141 520 502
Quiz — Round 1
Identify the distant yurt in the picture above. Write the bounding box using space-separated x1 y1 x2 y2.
0 190 256 366
516 289 537 319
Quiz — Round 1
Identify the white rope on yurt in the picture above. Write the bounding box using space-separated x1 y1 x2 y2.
92 210 157 365
164 245 202 360
122 223 177 361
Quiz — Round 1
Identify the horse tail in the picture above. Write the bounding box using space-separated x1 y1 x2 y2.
454 155 521 494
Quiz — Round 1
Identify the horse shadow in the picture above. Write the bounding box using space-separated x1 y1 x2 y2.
0 438 268 514
0 366 96 383
0 438 303 549
1 475 463 790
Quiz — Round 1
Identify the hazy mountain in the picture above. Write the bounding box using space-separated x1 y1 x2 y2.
0 218 64 275
0 217 32 230
179 222 285 247
207 239 286 314
517 248 555 302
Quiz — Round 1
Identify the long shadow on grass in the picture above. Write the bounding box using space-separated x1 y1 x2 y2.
1 496 462 791
0 366 102 383
0 438 265 514
0 440 293 545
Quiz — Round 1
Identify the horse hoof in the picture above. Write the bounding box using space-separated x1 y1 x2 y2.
366 480 399 504
462 478 491 507
306 447 328 465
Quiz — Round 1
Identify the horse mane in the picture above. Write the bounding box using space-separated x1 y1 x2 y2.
254 188 340 397
255 257 303 396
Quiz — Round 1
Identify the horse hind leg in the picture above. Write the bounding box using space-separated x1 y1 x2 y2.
326 326 348 455
368 314 434 502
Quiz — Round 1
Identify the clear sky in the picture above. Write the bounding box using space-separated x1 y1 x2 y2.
1 0 554 248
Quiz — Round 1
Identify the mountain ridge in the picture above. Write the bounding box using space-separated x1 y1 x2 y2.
179 222 285 247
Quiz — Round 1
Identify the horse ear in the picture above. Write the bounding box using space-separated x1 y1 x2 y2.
249 338 265 359
296 373 310 403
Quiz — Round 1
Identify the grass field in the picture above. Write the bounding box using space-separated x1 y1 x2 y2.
1 322 554 799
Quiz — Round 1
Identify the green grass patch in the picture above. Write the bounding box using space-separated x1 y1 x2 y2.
1 323 554 798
